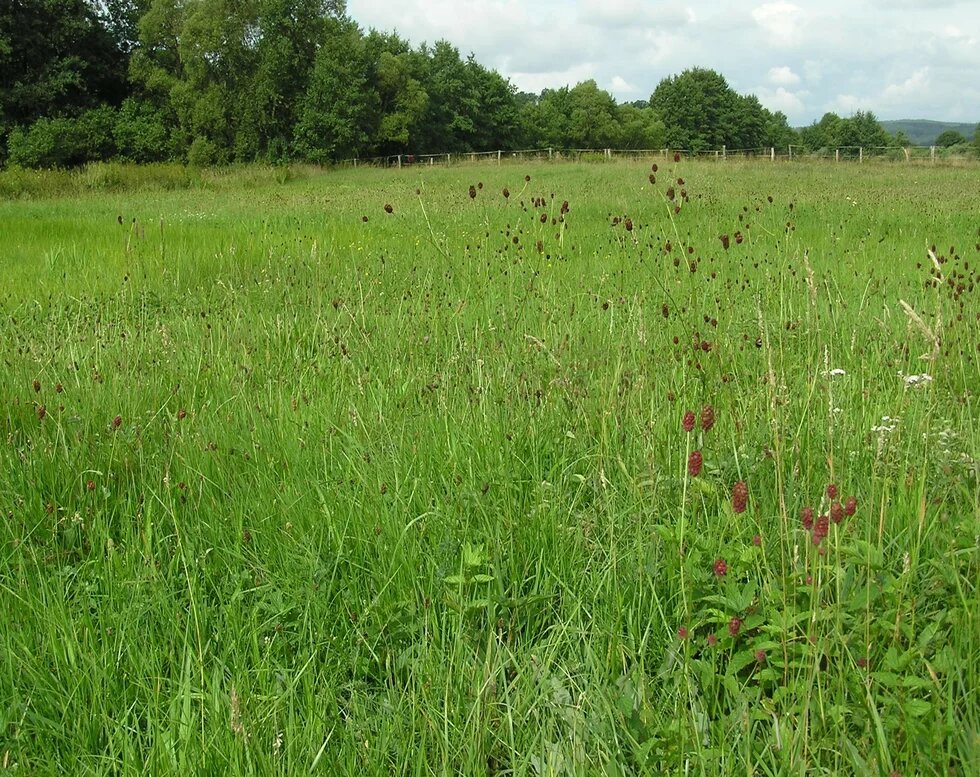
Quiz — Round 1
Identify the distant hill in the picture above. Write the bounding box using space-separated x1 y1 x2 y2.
880 119 977 146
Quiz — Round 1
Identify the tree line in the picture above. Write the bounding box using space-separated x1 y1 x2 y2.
2 0 978 168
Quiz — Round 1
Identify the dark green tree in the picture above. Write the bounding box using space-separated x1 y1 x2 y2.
650 68 751 151
1 0 127 158
800 113 842 150
616 104 665 149
364 32 428 154
293 18 377 161
934 129 968 148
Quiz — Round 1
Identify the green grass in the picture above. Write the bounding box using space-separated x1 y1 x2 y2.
1 159 977 775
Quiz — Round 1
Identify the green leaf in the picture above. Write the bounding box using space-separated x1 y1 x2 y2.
903 698 932 718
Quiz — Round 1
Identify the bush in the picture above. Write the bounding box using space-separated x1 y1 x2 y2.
187 136 221 167
6 108 118 168
114 99 172 163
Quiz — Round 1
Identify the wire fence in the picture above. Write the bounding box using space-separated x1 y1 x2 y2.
340 144 977 168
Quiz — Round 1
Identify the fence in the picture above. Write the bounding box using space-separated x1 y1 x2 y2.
340 144 975 168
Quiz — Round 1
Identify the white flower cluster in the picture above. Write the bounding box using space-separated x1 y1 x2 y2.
903 373 933 388
871 415 899 435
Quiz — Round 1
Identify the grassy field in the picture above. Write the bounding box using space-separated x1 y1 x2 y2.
1 159 977 775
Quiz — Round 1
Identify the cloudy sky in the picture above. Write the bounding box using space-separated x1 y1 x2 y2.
347 0 979 126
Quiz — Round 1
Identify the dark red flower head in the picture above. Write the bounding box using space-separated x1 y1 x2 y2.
713 558 727 577
682 410 696 433
732 481 748 513
830 501 844 524
688 450 703 477
728 617 742 637
844 496 857 516
801 506 814 530
112 415 122 429
701 404 715 431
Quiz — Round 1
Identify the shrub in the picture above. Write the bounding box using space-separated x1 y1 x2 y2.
114 99 172 163
7 108 118 168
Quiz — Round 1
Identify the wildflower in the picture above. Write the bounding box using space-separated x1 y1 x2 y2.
713 558 728 577
752 533 762 546
801 506 815 530
502 188 510 199
37 404 46 420
812 514 830 545
830 501 844 524
826 483 838 500
112 415 122 429
732 481 748 513
677 626 688 639
383 203 393 214
468 185 477 199
688 450 703 477
32 379 41 393
86 480 96 492
55 384 63 394
826 368 847 377
904 373 932 387
754 649 766 663
682 410 696 433
719 234 730 250
701 404 715 431
673 152 681 162
728 617 742 638
177 408 187 421
844 496 857 516
651 163 658 172
707 633 718 647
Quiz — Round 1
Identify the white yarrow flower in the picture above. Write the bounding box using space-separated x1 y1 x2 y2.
904 373 933 387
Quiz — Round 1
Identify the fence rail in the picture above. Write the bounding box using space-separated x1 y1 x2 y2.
340 144 975 168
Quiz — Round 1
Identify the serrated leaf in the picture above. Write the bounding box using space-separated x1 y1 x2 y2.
871 671 900 687
471 574 495 583
903 698 932 717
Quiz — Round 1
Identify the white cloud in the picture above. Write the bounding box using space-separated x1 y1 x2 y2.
881 68 931 101
610 75 639 93
768 66 800 86
752 2 803 47
757 86 805 116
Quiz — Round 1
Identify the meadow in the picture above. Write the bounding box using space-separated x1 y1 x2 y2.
0 158 977 775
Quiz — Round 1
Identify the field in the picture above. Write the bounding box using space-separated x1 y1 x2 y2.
1 159 977 775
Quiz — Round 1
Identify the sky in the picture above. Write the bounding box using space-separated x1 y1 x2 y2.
346 0 980 126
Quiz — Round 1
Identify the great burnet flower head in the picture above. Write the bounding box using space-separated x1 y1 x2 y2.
732 481 748 513
688 450 703 477
682 410 696 433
